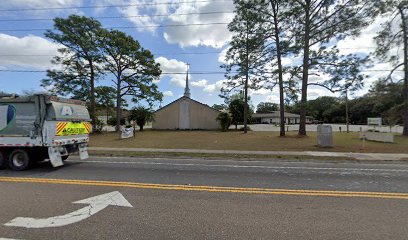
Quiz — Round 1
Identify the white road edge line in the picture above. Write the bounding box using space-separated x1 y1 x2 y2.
67 160 408 172
71 156 408 167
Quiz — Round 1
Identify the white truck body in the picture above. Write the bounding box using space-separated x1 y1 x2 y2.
0 94 91 170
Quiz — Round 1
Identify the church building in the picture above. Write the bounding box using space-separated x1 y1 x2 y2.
152 66 220 130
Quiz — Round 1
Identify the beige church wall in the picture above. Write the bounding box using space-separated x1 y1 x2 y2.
152 97 221 130
152 100 180 129
189 102 220 130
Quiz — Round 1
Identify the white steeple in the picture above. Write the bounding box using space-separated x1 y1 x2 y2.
184 63 191 98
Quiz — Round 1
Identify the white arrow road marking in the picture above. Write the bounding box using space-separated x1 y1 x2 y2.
4 191 132 229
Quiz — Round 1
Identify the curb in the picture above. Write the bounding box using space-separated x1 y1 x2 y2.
88 147 408 162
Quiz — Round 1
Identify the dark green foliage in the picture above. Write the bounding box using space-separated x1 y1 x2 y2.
373 0 408 135
291 0 374 135
93 118 105 133
216 112 232 132
262 0 299 136
229 98 253 129
286 81 405 125
129 106 154 131
95 86 116 125
42 15 162 134
107 117 126 126
307 96 339 121
99 29 162 132
42 15 104 125
256 102 279 113
221 0 271 133
212 104 228 111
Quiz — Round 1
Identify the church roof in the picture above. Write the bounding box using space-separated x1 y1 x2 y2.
154 96 221 113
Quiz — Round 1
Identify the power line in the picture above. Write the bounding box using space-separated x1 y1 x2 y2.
0 69 228 74
0 0 232 12
0 11 235 22
0 51 224 57
0 69 403 74
0 47 381 57
0 22 230 32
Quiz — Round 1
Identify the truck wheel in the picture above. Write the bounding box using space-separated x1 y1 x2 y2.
9 149 31 171
62 155 69 161
0 151 7 170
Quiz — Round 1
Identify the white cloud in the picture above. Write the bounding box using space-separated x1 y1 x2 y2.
0 34 61 70
191 79 208 87
3 0 82 8
307 85 337 99
186 77 226 93
113 0 171 33
249 88 270 96
336 16 388 55
2 0 83 16
95 0 234 48
281 57 293 66
217 48 229 64
155 56 188 87
266 94 279 103
163 1 234 48
203 79 227 93
163 90 173 97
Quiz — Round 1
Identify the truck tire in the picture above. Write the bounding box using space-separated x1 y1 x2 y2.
9 149 31 171
0 151 7 170
62 155 69 161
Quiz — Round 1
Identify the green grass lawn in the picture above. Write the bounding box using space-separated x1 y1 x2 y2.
89 130 408 153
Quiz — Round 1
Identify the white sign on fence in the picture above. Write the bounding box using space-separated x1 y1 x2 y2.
367 118 382 126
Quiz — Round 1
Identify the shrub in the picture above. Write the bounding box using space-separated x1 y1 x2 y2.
107 117 125 126
216 112 232 132
93 118 105 133
129 106 154 131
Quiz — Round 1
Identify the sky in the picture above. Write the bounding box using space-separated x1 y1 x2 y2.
0 0 403 110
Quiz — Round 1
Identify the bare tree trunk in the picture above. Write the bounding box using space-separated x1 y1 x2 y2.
89 62 96 130
271 1 285 137
115 80 121 134
345 88 350 133
243 17 249 134
244 74 249 134
399 6 408 136
299 1 311 136
106 105 109 132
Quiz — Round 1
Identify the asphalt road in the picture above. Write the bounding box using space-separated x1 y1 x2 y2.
1 156 408 239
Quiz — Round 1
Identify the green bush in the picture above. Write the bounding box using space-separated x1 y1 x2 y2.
129 106 154 131
107 117 125 126
93 118 105 133
216 112 232 132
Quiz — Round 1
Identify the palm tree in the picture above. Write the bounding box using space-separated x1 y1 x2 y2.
129 106 154 132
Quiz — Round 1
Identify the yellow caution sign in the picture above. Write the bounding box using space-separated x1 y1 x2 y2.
56 122 92 136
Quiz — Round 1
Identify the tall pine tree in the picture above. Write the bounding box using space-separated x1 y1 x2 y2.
222 0 271 134
374 0 408 136
292 0 373 135
42 15 103 126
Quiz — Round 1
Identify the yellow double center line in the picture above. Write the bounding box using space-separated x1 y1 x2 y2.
1 176 408 200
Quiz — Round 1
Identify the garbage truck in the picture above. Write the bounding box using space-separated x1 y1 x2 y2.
0 94 91 170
